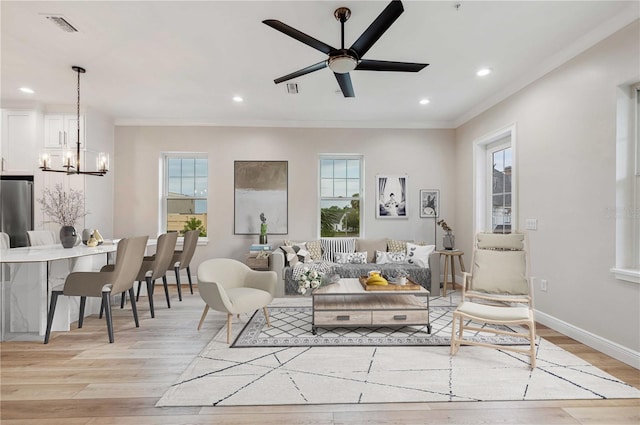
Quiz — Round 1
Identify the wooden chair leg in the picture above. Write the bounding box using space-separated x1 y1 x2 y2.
102 292 114 343
263 307 271 327
146 277 155 318
174 266 183 302
450 312 457 355
44 291 61 344
197 305 209 331
129 287 139 328
186 266 194 294
78 296 86 328
529 323 537 369
227 313 232 344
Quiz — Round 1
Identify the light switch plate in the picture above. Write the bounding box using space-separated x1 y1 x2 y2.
525 218 537 230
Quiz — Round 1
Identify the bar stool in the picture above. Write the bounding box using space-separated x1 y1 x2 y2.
437 249 465 296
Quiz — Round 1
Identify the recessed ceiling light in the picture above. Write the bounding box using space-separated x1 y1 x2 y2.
232 96 243 102
20 87 34 94
476 68 492 77
419 98 430 105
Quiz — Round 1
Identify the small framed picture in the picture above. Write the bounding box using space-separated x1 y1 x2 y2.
420 189 439 218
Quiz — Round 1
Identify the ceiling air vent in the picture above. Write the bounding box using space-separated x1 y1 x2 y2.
286 83 298 94
45 15 78 32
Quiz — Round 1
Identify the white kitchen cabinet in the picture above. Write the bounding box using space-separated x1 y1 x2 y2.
1 109 38 174
44 114 84 149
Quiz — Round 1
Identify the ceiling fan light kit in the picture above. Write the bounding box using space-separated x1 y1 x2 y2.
263 0 428 98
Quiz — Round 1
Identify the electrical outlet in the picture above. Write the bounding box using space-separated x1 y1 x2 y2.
540 279 548 292
525 219 537 230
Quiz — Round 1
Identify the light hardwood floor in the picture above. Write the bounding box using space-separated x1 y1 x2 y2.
1 286 638 425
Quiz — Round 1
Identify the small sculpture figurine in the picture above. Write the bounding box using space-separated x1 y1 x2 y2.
259 213 267 244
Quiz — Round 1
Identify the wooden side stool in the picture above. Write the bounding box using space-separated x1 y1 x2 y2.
437 250 465 296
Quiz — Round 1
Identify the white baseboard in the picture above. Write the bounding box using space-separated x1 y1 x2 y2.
535 310 640 369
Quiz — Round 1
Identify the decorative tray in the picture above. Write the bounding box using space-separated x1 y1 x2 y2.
358 276 422 291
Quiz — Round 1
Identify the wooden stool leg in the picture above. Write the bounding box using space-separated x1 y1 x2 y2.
450 257 456 292
442 256 449 296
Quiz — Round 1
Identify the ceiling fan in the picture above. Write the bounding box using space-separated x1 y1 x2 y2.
263 0 428 98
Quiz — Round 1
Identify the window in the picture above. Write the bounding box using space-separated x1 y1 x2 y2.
473 126 517 235
612 83 640 283
162 154 208 237
319 156 363 237
488 140 513 233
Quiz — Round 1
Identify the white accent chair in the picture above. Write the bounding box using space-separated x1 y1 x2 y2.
197 258 276 344
27 230 56 246
450 232 537 369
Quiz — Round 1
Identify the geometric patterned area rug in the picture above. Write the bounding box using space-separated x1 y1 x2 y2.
156 298 640 407
231 305 527 347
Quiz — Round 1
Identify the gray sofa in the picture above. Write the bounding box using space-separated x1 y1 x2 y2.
268 238 440 296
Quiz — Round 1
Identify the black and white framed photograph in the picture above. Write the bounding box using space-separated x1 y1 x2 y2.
420 189 439 218
234 160 288 234
376 175 408 218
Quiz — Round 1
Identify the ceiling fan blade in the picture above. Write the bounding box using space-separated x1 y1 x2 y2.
263 19 336 55
334 72 355 97
349 0 404 58
355 59 428 72
274 61 327 84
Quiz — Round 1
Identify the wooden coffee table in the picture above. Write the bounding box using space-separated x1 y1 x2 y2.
311 278 431 335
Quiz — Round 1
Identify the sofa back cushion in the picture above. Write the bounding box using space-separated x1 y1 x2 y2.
356 239 387 263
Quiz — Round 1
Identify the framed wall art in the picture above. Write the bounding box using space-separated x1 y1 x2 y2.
234 160 288 234
376 174 408 218
420 189 439 218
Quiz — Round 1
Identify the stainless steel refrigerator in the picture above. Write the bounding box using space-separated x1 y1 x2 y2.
0 176 34 247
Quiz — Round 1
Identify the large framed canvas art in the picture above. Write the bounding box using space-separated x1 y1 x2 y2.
234 161 288 234
376 175 408 218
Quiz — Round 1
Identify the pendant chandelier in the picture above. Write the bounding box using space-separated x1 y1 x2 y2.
39 66 109 176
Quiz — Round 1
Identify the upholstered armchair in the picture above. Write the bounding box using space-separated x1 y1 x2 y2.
197 258 277 344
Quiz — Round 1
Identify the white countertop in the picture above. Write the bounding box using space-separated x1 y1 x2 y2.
0 239 158 263
0 242 118 263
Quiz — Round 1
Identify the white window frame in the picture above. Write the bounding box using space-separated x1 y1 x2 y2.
318 154 364 239
473 124 517 235
611 83 640 283
160 152 209 242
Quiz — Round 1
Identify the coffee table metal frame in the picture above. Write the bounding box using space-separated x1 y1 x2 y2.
311 278 431 335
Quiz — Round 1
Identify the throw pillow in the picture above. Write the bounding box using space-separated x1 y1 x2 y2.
406 242 436 268
334 251 368 264
280 243 310 267
375 250 407 264
387 239 412 253
285 240 322 261
321 237 355 262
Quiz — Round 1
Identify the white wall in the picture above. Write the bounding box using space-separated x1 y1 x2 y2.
113 126 455 271
454 21 640 356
